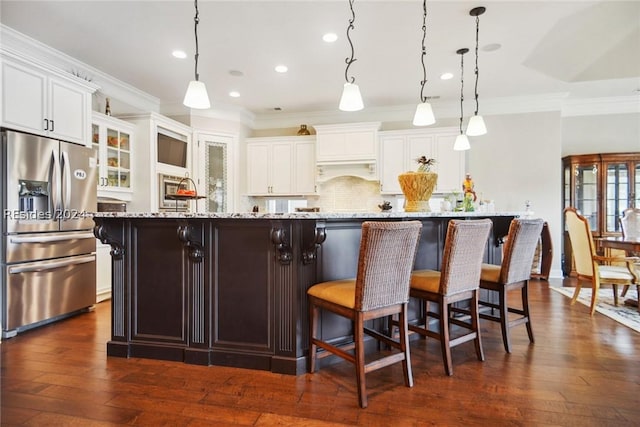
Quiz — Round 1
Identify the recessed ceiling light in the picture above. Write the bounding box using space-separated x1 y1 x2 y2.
172 50 187 59
275 65 288 73
229 91 240 98
440 73 454 80
482 43 501 52
323 33 338 43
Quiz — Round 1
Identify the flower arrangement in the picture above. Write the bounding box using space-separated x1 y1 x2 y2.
416 156 436 172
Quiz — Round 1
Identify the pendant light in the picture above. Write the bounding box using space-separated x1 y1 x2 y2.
466 6 487 136
183 0 211 109
339 0 364 111
454 48 471 151
412 0 436 126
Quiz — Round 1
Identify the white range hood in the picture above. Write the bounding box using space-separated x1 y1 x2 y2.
313 122 381 183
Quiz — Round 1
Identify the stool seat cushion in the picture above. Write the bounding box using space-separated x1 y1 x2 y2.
480 263 501 283
308 279 356 308
410 269 441 293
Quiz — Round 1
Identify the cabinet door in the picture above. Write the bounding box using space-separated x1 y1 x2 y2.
2 60 47 135
406 135 434 169
432 134 464 193
96 240 112 302
294 140 316 194
247 143 271 195
270 142 293 194
574 163 599 233
380 136 405 194
346 131 376 160
49 78 87 144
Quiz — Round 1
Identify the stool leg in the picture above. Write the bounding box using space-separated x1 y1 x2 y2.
354 313 367 408
522 282 534 344
398 303 414 388
440 299 454 376
309 301 319 373
471 290 485 362
499 286 512 353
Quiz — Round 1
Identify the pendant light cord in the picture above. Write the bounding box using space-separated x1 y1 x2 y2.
193 0 200 82
473 14 480 116
418 0 428 103
344 0 357 84
459 51 465 134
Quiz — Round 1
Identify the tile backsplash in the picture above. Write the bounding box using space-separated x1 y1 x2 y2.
243 176 445 213
312 176 384 212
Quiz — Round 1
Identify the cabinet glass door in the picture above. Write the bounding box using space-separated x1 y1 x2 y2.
205 140 227 212
563 165 570 210
574 163 599 232
605 162 628 233
106 128 130 189
635 162 640 208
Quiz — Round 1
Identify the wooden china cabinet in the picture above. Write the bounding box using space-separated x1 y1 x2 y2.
562 152 640 276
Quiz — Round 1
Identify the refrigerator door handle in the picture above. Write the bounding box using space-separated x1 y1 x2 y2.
49 150 60 214
61 150 71 212
8 255 95 274
9 231 95 244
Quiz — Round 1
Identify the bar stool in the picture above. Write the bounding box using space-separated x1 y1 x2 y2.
478 218 544 353
408 219 492 376
308 221 422 408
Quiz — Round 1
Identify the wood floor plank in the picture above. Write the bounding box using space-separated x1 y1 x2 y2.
2 279 639 426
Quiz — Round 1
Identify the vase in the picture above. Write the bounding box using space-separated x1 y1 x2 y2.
398 172 438 212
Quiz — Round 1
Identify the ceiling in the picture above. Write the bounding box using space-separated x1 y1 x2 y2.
1 0 639 119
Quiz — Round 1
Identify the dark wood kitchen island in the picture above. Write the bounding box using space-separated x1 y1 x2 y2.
93 211 519 375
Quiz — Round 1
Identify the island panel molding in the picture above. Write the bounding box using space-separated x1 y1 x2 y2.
93 212 516 374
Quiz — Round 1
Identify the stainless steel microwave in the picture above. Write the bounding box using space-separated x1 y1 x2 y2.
158 174 189 211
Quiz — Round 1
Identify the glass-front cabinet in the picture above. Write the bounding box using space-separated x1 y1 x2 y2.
92 112 135 201
194 133 233 213
562 152 640 275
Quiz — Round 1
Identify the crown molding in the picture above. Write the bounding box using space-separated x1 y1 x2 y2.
561 96 640 117
161 102 256 128
0 24 161 114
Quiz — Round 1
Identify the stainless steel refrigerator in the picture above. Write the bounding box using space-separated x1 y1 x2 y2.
1 129 97 338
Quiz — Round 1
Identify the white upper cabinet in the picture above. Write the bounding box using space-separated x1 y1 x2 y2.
379 128 465 194
1 52 96 145
314 122 380 163
246 136 315 196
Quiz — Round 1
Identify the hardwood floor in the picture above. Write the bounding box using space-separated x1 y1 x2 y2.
1 278 639 426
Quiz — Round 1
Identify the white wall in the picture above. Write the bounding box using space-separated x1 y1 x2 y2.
468 111 563 277
561 113 640 155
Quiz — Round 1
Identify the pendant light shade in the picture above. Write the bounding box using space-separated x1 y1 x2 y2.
466 114 487 136
455 48 470 151
413 102 435 126
183 0 211 110
453 134 471 151
466 6 487 135
413 0 435 127
339 0 363 111
339 82 364 112
183 80 211 109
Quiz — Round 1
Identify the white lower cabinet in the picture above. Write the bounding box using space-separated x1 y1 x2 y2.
96 241 112 302
246 136 315 196
379 128 464 194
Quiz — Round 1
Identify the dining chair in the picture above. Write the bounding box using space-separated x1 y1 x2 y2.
564 207 638 315
408 219 492 376
308 220 422 408
619 207 640 298
478 218 544 353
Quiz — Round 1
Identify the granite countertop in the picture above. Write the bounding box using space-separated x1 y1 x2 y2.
92 211 528 219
